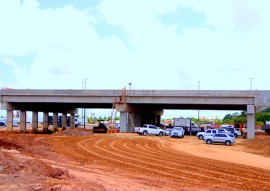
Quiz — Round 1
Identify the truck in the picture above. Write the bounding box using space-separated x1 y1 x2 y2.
174 118 201 135
134 124 165 136
262 121 270 135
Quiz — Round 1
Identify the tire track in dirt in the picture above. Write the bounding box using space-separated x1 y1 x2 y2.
141 137 270 182
108 139 238 184
79 136 269 191
53 135 270 191
100 136 270 190
143 140 268 178
78 139 187 186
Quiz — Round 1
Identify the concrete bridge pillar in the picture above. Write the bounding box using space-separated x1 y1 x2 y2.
157 115 161 126
32 111 38 131
247 105 255 139
62 113 67 129
43 112 49 131
70 113 75 128
127 112 137 132
20 110 26 132
53 112 58 130
6 110 13 132
120 111 128 133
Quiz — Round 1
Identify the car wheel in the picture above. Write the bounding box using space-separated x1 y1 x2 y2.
199 135 203 140
225 141 231 146
170 136 173 138
159 132 163 136
234 133 238 138
143 131 147 136
206 139 212 144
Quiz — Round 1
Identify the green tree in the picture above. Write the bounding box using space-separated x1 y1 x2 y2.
256 112 270 124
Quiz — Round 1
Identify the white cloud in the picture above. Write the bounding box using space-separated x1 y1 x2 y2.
0 0 269 92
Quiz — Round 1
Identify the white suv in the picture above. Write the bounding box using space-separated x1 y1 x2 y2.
170 127 185 138
197 129 218 140
204 133 235 146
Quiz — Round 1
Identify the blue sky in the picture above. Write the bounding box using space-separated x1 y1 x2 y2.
1 0 270 119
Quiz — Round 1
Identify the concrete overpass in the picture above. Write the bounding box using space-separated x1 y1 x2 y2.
1 89 270 139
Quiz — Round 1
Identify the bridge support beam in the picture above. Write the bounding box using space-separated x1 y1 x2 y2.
32 111 38 131
20 110 26 132
247 105 255 139
120 112 128 133
43 112 49 131
70 113 75 128
62 113 67 129
53 112 58 130
6 110 13 132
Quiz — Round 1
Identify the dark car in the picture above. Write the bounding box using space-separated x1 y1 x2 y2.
0 121 6 126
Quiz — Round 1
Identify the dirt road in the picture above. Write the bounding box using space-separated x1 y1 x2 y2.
1 131 270 190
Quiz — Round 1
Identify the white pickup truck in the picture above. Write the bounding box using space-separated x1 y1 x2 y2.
134 124 165 136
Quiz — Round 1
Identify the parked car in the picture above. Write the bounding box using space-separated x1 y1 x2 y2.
219 127 241 137
197 129 218 140
204 133 235 146
170 127 185 138
0 121 6 126
134 124 165 136
233 128 242 137
216 128 232 134
164 127 174 136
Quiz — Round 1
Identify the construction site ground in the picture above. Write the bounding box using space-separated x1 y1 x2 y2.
1 128 270 191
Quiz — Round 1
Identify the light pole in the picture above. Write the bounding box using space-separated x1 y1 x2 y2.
83 78 88 129
81 81 84 127
248 78 254 90
198 81 200 128
128 82 132 90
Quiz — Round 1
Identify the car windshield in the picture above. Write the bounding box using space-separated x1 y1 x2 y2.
173 128 182 131
228 134 234 137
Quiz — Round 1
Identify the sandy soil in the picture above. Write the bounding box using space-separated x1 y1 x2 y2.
1 129 270 191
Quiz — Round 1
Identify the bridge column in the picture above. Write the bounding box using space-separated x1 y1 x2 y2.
43 112 49 131
20 110 26 132
247 105 255 139
62 113 67 129
32 111 38 131
120 111 128 132
70 113 75 128
157 115 161 126
127 112 135 132
53 112 58 130
6 110 13 132
152 115 159 125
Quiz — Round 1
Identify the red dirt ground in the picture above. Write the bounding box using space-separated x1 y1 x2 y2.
1 129 270 191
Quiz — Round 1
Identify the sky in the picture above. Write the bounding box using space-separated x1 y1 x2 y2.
0 0 270 119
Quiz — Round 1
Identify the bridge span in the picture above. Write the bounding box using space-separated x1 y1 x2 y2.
1 89 270 139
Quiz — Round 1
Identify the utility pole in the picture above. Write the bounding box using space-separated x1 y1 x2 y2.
248 78 254 90
83 78 88 129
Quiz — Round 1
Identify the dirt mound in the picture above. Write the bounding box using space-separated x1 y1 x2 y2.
242 134 270 157
54 128 93 136
0 133 74 191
